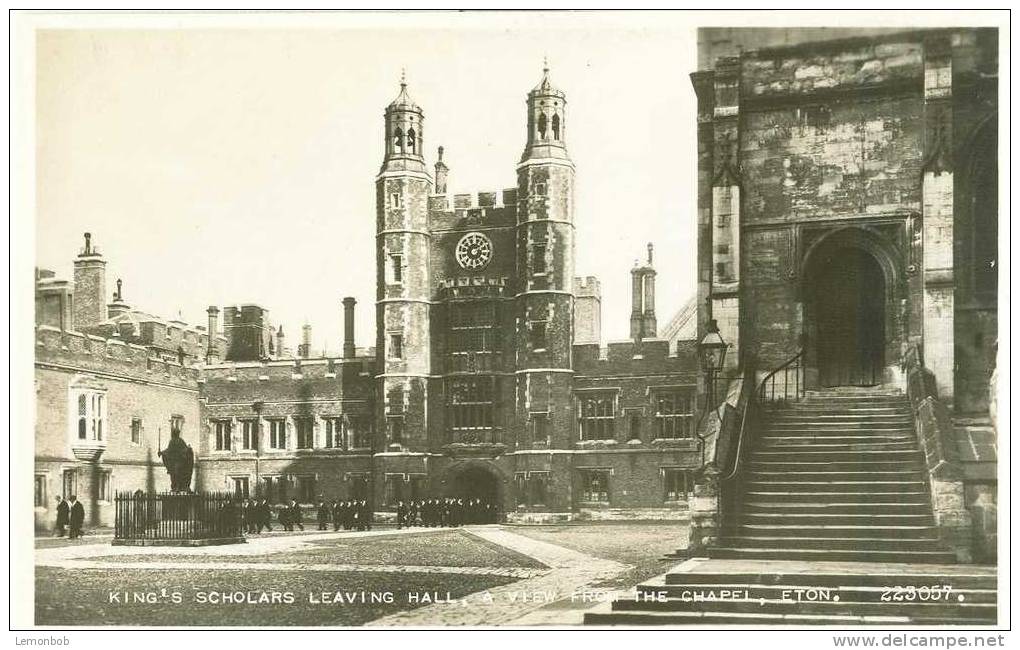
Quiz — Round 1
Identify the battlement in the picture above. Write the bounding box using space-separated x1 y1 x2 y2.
200 356 377 403
428 188 517 211
35 325 201 387
573 339 699 377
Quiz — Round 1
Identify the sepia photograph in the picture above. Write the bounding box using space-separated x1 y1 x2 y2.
9 8 1009 640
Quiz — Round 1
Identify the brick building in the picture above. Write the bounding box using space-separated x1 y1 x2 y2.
163 67 700 521
34 234 219 530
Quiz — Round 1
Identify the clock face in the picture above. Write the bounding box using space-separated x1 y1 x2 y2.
455 232 493 270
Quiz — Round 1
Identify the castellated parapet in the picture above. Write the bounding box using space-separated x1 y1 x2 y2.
35 325 200 388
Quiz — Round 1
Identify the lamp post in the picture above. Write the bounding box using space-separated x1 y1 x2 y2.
698 318 729 410
696 318 729 465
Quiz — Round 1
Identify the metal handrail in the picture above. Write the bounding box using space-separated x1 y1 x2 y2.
720 347 805 483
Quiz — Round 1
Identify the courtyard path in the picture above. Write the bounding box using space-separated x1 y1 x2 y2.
35 525 636 626
370 527 630 626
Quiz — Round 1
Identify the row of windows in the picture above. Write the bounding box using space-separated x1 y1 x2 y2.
211 416 372 452
578 391 695 441
573 468 693 504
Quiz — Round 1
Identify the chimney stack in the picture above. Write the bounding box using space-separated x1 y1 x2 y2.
299 323 312 358
276 325 286 359
72 232 107 332
206 306 220 363
342 297 357 359
434 146 449 195
629 242 657 341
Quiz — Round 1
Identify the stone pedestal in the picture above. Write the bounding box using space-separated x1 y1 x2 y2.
687 464 721 555
930 475 974 564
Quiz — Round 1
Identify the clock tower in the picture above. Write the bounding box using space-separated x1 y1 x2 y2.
515 63 576 450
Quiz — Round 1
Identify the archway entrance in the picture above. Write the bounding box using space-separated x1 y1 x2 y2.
808 246 886 387
448 465 500 503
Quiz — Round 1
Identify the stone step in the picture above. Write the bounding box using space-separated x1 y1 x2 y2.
638 582 997 604
743 501 932 515
759 431 917 440
745 480 927 493
760 432 917 441
748 460 923 472
765 424 916 433
739 512 935 526
769 412 914 421
747 471 926 483
731 524 939 539
584 609 991 626
744 490 930 504
754 440 922 451
707 546 959 564
750 449 924 461
661 572 996 589
724 536 942 551
783 404 911 413
758 439 918 450
608 596 996 619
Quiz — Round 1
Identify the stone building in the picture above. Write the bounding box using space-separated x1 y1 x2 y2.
692 28 998 560
34 234 218 530
195 67 702 520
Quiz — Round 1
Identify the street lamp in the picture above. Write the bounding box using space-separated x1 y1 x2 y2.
696 319 730 465
699 318 729 405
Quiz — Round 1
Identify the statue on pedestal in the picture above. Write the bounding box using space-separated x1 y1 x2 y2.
158 429 194 493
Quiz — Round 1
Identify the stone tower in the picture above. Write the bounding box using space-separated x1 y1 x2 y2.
376 74 432 452
515 63 576 449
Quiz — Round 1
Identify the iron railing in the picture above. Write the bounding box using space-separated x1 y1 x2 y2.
114 491 243 541
715 347 805 533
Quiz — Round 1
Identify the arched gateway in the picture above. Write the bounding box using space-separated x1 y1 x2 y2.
801 227 904 388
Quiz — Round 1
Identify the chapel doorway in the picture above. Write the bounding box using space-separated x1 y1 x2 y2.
808 246 886 387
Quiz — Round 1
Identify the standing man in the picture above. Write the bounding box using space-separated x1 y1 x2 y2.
288 498 304 531
331 499 342 532
54 495 69 537
316 497 330 531
68 495 85 540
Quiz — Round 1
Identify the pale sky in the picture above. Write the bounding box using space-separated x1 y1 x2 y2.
35 18 698 351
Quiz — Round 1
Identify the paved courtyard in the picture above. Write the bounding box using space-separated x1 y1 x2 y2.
34 522 688 627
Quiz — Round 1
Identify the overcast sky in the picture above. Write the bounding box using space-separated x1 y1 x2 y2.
35 17 698 351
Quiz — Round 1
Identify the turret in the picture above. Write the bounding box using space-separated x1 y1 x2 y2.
515 62 576 450
376 73 433 453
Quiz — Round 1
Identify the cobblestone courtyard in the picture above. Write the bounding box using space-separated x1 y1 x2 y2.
35 522 688 627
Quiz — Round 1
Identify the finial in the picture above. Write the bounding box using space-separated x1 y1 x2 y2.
647 243 654 265
400 67 407 89
115 278 123 302
543 55 549 74
83 232 92 255
437 145 444 162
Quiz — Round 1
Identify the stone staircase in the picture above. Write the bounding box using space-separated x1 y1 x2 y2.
709 387 957 564
584 387 998 626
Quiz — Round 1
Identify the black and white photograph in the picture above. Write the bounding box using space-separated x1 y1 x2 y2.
8 8 1009 641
